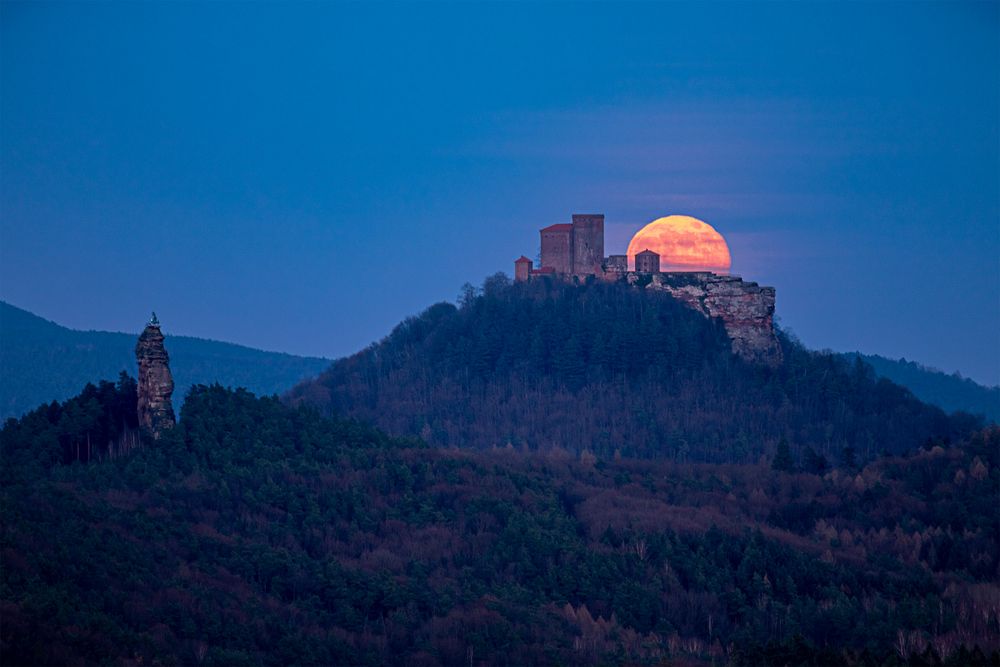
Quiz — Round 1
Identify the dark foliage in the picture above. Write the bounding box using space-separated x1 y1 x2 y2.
772 438 795 472
1 372 139 482
288 279 979 465
2 383 998 665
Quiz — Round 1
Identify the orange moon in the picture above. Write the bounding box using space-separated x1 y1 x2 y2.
626 215 732 273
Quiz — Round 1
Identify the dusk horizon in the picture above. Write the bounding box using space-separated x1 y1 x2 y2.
2 1 998 386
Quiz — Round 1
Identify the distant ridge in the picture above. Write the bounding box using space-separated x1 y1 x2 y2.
0 301 330 419
844 351 999 423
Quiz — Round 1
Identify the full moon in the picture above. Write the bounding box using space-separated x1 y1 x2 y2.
626 215 732 273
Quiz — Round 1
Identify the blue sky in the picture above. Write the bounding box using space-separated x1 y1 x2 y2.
2 2 998 385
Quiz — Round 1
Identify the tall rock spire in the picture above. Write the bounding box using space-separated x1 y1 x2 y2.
136 312 175 438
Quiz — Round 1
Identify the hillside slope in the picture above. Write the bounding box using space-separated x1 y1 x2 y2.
0 301 330 419
288 278 980 465
844 352 999 423
2 382 997 665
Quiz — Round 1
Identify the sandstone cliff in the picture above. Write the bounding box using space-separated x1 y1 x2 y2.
629 272 782 365
136 317 175 437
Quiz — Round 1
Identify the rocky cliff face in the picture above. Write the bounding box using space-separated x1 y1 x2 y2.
136 320 175 437
631 272 782 365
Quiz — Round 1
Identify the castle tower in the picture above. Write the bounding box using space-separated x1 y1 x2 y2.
571 214 604 276
540 223 573 274
136 312 175 438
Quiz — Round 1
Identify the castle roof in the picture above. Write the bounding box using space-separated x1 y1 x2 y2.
540 223 572 232
515 256 532 263
637 248 660 257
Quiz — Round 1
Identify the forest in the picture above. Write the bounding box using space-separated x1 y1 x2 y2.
2 378 998 666
287 277 980 465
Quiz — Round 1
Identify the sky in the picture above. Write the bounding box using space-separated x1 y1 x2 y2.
1 1 998 386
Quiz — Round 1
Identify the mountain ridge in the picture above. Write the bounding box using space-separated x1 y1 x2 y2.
842 351 999 423
5 294 995 427
288 278 981 465
0 300 330 419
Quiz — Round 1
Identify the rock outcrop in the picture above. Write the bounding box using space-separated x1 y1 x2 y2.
136 314 175 438
632 272 782 365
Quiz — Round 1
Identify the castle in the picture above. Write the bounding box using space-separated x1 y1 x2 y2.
515 213 665 282
515 213 640 282
514 214 783 366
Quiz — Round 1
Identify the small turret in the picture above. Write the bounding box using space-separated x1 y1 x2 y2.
136 312 175 438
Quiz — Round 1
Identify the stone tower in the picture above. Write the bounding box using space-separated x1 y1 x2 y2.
570 214 604 276
136 312 175 438
538 214 606 277
539 223 573 275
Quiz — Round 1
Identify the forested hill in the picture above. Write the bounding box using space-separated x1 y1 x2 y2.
287 276 980 466
0 301 329 419
2 382 998 665
843 352 999 423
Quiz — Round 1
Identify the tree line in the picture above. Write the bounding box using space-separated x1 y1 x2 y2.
2 381 997 665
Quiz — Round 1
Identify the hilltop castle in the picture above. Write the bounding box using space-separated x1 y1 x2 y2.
514 214 783 365
514 213 638 281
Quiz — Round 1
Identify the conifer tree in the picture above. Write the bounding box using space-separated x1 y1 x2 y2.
772 437 795 472
803 446 828 475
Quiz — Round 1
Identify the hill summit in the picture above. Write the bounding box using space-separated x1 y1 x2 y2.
511 212 781 364
289 276 977 464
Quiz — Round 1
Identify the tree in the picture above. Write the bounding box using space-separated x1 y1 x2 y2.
458 283 477 308
841 445 858 470
803 447 828 475
481 272 511 297
772 437 795 472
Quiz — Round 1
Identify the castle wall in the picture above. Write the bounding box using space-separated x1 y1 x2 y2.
571 214 604 275
604 255 627 271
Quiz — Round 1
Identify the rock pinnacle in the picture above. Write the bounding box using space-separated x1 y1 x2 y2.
136 313 175 438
